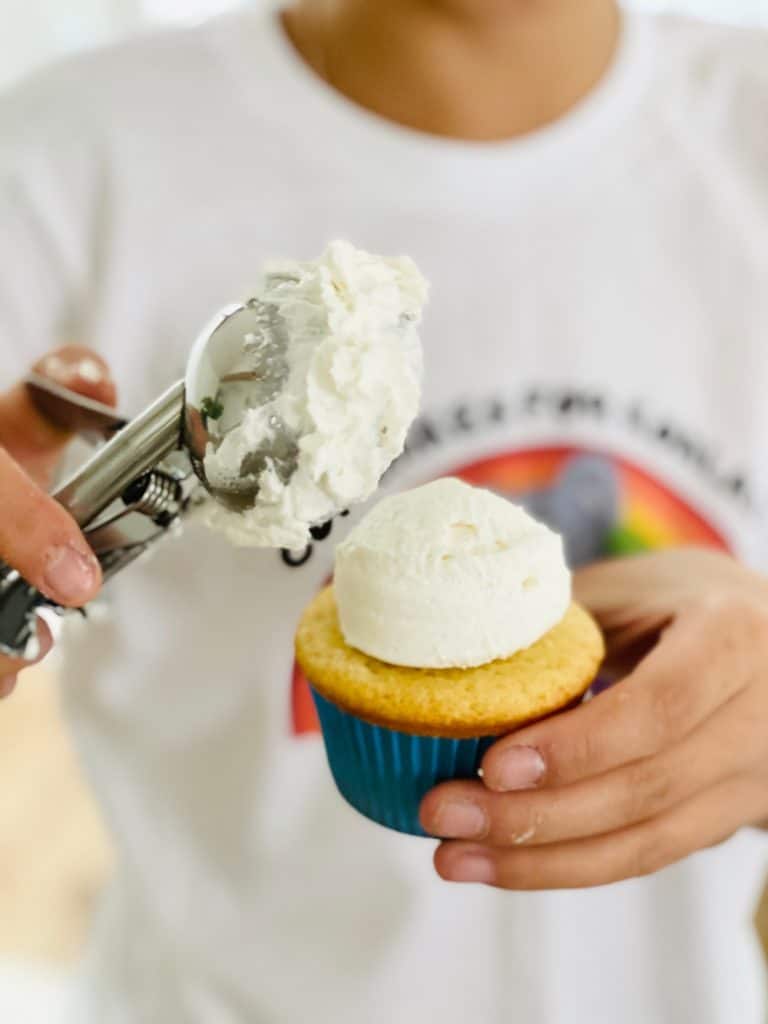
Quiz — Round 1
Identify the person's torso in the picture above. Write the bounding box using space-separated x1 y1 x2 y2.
44 9 768 1022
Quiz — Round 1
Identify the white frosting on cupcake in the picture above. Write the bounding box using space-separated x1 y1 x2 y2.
334 478 571 669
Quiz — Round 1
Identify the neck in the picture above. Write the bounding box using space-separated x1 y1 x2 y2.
283 0 621 142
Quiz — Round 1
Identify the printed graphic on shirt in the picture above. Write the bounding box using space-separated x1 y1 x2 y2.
290 444 731 736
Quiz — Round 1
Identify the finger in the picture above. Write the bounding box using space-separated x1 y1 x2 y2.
0 618 53 697
0 449 101 606
33 346 116 406
573 552 747 665
482 607 753 790
574 554 657 609
422 689 756 845
0 383 70 467
434 778 765 889
573 556 676 668
575 549 743 617
573 550 698 617
0 347 116 475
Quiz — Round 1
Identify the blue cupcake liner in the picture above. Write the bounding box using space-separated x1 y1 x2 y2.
311 687 496 837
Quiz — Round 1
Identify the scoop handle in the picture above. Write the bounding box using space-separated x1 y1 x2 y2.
24 372 128 443
53 379 185 526
0 381 186 659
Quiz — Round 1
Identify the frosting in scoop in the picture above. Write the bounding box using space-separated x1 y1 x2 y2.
204 240 427 548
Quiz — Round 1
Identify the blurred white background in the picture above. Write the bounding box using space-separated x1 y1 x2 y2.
1 0 767 90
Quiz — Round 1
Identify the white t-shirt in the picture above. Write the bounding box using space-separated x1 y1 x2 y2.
2 6 768 1022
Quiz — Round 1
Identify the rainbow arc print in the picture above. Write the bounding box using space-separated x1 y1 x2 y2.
291 445 729 735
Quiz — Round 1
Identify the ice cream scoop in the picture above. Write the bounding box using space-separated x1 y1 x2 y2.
0 241 427 656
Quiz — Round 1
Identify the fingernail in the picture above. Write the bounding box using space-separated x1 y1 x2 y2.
492 746 546 792
43 545 99 604
73 357 105 384
434 799 487 839
41 354 104 386
450 855 496 885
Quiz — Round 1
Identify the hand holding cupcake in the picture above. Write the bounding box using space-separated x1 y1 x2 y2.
295 477 604 836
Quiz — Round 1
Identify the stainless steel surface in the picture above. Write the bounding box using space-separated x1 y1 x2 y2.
0 570 48 660
54 380 185 527
82 466 201 584
25 373 127 443
183 297 297 510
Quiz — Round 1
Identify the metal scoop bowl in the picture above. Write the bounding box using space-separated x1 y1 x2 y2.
184 297 297 511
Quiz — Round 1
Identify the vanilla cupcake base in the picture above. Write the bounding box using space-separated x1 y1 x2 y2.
296 586 604 836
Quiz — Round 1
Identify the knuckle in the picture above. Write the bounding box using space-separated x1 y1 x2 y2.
696 591 768 637
7 482 52 534
690 590 734 624
547 727 599 782
690 593 768 684
629 833 670 879
494 802 543 846
27 488 57 526
648 679 693 747
36 501 80 547
625 759 675 821
494 851 530 889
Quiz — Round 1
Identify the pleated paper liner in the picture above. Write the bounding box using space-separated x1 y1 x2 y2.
312 688 496 837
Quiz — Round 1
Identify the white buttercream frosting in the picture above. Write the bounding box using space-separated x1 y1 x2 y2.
204 240 427 548
334 478 571 669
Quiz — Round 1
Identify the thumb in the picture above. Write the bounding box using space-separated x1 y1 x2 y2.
572 557 630 616
572 553 666 617
0 447 101 606
31 346 116 407
574 556 670 672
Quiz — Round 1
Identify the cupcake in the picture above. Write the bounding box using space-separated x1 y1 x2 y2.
295 477 604 836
